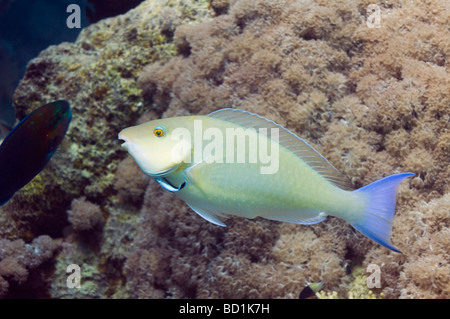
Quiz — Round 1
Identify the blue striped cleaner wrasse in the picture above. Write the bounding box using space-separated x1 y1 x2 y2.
118 108 413 252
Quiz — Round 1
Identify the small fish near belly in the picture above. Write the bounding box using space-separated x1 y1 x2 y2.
118 108 413 253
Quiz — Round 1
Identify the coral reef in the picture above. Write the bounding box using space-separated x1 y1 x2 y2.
315 266 384 299
132 0 450 299
3 0 449 298
67 197 104 232
113 156 150 205
1 0 213 239
1 0 213 298
0 235 57 297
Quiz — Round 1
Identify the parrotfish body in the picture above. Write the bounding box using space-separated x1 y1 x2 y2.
0 100 72 205
119 109 413 252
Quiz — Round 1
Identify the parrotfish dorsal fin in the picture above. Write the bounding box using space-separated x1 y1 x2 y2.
208 108 354 191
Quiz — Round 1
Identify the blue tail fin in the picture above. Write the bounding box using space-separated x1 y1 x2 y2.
351 173 414 253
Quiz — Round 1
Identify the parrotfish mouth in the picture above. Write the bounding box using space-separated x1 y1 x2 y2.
117 133 128 149
117 132 180 178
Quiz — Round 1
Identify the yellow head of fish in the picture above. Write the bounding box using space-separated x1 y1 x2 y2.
118 117 193 176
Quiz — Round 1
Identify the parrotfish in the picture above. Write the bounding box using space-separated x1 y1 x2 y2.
118 109 413 252
0 100 72 205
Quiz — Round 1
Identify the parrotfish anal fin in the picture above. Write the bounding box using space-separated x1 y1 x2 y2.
263 210 327 225
187 203 227 227
208 109 354 191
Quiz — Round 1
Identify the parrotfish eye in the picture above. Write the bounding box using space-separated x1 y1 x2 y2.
153 126 166 137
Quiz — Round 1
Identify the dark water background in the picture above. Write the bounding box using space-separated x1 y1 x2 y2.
0 0 90 127
0 0 142 129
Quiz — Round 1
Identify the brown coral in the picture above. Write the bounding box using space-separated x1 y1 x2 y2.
3 0 448 299
113 156 150 205
128 0 450 298
67 197 105 231
0 235 57 297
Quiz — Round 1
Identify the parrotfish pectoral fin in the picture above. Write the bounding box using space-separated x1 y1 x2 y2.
187 203 227 227
351 173 414 253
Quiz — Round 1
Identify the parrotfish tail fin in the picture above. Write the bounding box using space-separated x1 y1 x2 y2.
351 173 414 253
